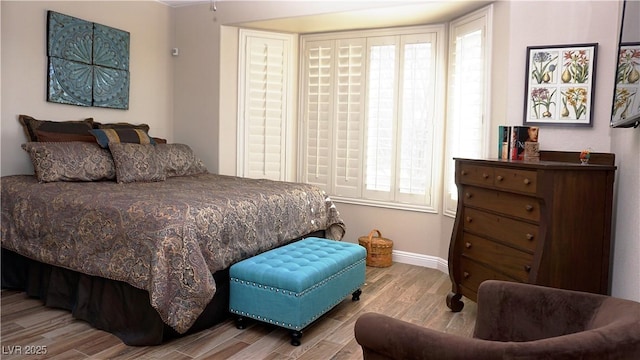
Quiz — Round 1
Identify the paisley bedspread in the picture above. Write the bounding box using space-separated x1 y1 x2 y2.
0 174 345 333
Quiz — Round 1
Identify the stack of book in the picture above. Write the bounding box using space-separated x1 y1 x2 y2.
499 126 539 161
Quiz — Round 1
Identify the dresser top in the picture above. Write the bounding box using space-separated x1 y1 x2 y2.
455 151 617 171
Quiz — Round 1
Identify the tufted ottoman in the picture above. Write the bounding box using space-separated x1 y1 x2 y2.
229 237 366 345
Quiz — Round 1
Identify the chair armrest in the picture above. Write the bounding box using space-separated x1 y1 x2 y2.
354 312 504 360
473 280 607 342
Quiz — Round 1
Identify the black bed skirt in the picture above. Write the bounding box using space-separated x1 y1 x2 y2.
1 248 230 346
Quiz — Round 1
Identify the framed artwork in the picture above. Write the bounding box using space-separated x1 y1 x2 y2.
47 11 130 110
612 42 640 126
524 43 598 126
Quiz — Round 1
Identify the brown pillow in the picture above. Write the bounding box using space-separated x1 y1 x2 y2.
18 115 94 142
109 142 166 183
93 122 150 133
22 142 116 183
35 129 97 143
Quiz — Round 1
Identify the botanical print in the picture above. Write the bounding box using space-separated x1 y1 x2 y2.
525 44 597 126
612 44 640 124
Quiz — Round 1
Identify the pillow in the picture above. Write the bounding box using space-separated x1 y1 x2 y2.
109 142 166 183
35 129 96 143
89 128 156 148
155 143 208 177
19 114 94 142
93 122 150 133
22 142 115 182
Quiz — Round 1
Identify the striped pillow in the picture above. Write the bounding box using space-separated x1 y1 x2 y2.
89 128 155 148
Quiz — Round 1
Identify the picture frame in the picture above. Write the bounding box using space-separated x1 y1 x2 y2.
524 43 598 126
612 42 640 126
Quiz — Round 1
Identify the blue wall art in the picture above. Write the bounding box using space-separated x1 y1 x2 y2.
47 11 130 110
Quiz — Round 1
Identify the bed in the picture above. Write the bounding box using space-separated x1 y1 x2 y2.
1 128 345 345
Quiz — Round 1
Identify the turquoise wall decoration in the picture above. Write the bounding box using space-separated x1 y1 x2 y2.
47 11 130 110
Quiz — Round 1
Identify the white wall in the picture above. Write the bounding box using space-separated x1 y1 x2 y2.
0 1 174 176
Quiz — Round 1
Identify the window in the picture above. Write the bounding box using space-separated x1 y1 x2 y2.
300 26 445 211
443 6 493 216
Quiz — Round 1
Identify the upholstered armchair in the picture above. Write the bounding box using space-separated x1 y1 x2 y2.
355 280 640 359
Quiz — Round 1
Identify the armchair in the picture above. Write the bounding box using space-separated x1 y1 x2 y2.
355 280 640 359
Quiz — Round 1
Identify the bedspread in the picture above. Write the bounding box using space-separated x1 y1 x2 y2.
0 174 345 333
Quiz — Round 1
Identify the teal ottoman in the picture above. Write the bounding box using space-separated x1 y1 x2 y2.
229 237 366 345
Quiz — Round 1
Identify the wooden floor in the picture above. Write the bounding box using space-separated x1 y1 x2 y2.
1 263 477 359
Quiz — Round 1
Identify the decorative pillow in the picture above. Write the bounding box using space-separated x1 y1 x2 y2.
93 122 151 133
89 128 156 148
35 129 96 143
22 142 115 182
19 114 94 142
109 142 166 183
155 143 208 177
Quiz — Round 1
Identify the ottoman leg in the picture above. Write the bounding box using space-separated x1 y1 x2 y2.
352 288 362 301
290 330 302 346
235 316 247 329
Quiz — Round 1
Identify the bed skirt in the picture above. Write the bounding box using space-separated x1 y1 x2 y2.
1 248 230 346
1 230 326 346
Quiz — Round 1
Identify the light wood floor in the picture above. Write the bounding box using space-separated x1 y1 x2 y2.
1 263 477 359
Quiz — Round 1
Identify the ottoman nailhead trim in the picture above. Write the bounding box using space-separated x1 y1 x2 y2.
230 283 362 330
230 258 365 297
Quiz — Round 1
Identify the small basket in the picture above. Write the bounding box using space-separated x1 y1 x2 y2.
358 229 393 267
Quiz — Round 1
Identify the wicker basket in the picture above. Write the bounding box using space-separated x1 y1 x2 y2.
358 229 393 267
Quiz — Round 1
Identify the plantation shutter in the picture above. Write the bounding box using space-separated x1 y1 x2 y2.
240 31 290 181
334 39 366 198
302 40 334 190
396 33 437 205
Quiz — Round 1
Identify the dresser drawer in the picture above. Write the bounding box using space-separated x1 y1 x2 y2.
462 186 540 222
457 164 494 187
457 257 517 295
494 168 537 194
461 233 533 282
462 208 538 252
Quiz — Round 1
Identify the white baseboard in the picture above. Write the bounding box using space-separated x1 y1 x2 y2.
391 250 449 274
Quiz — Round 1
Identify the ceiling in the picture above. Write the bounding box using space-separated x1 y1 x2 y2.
158 0 493 34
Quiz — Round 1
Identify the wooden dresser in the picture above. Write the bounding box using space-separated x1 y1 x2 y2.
447 151 616 312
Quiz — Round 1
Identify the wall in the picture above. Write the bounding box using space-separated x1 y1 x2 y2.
0 1 174 176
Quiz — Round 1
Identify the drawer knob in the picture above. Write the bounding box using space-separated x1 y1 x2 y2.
523 178 531 185
496 175 504 181
524 265 532 273
465 192 472 199
482 173 489 179
525 204 534 212
466 216 473 223
465 242 472 249
526 233 535 241
461 170 468 176
463 271 470 279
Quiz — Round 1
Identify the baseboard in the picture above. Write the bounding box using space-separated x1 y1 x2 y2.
391 250 448 274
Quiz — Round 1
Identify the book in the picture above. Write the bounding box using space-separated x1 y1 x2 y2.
498 126 511 160
498 126 539 160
